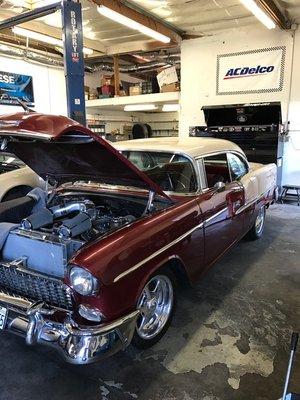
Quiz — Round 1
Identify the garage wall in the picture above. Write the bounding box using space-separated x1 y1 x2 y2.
180 26 299 185
284 29 300 185
0 56 67 116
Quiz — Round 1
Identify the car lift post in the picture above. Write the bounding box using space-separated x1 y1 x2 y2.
61 0 86 126
0 0 86 126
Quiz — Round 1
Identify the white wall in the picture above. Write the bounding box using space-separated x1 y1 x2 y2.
0 56 67 116
284 29 300 185
180 26 299 185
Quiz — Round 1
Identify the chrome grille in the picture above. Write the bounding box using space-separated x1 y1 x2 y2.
0 263 74 310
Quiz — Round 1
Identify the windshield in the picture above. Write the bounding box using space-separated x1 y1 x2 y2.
0 153 25 174
121 151 197 193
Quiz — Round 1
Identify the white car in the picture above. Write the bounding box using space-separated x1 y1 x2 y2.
0 153 45 201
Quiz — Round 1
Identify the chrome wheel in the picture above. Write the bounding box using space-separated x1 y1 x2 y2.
255 206 265 235
136 275 174 340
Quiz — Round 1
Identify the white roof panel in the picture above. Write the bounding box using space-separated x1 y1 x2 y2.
114 136 245 158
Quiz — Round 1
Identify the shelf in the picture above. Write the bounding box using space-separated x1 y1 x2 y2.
86 92 180 110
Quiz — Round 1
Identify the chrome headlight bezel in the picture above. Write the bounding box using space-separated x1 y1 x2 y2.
69 266 100 296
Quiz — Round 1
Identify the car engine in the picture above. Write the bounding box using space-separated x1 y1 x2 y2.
1 194 138 278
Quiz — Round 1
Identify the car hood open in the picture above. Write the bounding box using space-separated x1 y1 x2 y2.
0 112 171 201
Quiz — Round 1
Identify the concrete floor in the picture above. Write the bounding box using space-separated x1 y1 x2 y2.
0 204 300 400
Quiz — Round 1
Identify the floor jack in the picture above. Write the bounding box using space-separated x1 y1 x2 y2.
281 333 300 400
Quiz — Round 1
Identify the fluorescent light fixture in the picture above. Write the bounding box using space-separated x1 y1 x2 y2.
97 5 171 43
240 0 276 29
162 104 179 112
124 104 158 112
13 26 61 46
12 27 94 55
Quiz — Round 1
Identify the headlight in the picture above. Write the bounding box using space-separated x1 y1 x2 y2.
69 266 99 296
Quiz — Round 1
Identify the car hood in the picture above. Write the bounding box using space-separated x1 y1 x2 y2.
0 112 171 201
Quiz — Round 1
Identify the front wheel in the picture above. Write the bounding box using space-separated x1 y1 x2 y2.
131 270 176 349
245 205 266 240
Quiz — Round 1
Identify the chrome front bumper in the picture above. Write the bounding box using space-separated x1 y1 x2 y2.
0 291 139 365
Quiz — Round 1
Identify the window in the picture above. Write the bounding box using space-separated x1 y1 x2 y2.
227 153 248 181
203 153 231 188
0 153 24 167
0 153 24 175
122 151 197 193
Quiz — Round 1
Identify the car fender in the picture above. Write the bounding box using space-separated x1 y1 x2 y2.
71 197 204 321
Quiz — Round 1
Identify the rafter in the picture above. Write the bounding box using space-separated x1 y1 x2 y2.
257 0 290 29
91 0 182 47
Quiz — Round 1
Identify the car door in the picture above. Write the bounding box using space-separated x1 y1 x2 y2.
197 152 245 270
227 151 256 233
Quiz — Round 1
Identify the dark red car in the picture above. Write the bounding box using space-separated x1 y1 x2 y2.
0 112 277 364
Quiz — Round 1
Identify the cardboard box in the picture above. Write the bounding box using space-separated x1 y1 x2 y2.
160 82 180 93
129 85 142 96
157 66 178 90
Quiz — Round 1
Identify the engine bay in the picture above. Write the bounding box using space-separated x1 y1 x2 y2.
24 193 141 242
0 191 151 278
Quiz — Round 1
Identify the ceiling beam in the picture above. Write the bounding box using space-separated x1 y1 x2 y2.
257 0 291 29
0 2 60 31
0 34 62 56
105 39 177 56
119 0 184 37
91 0 182 46
0 9 107 54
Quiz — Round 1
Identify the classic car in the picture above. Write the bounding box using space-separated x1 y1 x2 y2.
0 152 45 201
0 112 277 365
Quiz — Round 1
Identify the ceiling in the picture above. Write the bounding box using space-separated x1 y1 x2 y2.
129 0 300 35
0 0 299 68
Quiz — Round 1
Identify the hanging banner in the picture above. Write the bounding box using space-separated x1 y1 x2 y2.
0 71 34 106
216 46 286 95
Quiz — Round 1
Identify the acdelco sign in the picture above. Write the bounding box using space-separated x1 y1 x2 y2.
224 65 275 79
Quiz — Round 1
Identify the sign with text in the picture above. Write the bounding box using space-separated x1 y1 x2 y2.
157 66 178 89
216 47 285 95
0 71 34 106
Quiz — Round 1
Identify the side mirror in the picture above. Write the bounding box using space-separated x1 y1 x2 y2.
214 181 226 192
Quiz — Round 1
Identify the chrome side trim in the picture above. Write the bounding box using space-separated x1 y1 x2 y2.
113 206 229 283
235 188 271 215
203 207 228 226
113 221 204 283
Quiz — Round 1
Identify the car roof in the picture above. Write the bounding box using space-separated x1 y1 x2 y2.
114 137 245 159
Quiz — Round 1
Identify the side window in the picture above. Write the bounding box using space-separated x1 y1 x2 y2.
203 153 231 189
227 153 248 181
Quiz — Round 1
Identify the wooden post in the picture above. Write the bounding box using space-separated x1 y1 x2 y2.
113 55 120 97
